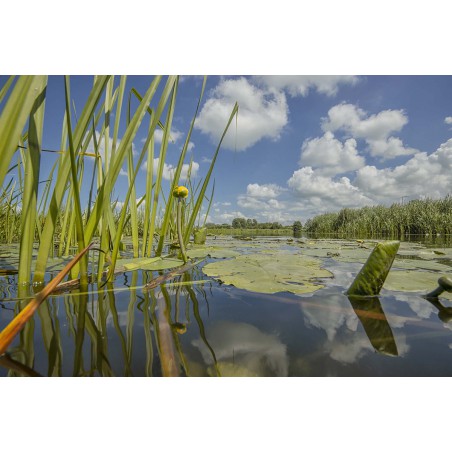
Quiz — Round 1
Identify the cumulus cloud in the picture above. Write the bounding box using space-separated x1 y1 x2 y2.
142 158 199 181
234 182 290 221
354 138 452 201
195 77 288 151
86 131 137 162
152 127 183 144
246 183 285 199
288 166 373 210
322 103 418 159
211 210 246 223
285 138 452 215
445 116 452 125
255 75 360 97
300 131 365 176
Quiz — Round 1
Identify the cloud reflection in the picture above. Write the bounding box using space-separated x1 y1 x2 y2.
192 321 289 376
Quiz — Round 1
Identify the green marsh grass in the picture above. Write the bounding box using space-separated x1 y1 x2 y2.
304 196 452 238
0 75 238 289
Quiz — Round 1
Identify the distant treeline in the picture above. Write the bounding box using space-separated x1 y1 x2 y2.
206 217 285 230
304 195 452 237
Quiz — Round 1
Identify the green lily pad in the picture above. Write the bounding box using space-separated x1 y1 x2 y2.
392 258 452 272
202 252 333 295
187 245 241 259
122 257 185 271
384 270 452 300
140 257 185 271
122 257 162 270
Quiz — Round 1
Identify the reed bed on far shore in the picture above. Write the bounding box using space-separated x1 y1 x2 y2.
304 196 452 238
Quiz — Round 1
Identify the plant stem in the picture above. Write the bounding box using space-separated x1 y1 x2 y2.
177 199 188 263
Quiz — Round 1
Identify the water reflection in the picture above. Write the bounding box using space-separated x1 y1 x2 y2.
0 268 224 376
192 321 289 377
347 296 398 356
299 292 409 364
3 258 452 376
424 297 452 324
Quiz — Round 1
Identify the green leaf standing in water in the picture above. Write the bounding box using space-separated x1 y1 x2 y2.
347 241 400 297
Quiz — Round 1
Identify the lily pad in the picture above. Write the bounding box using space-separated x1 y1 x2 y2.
391 258 452 272
384 270 452 300
202 252 333 295
122 257 185 271
186 245 241 259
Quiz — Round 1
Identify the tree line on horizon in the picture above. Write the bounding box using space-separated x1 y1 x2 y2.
206 217 287 230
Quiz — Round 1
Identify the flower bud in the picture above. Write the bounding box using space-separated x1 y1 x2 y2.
173 185 189 199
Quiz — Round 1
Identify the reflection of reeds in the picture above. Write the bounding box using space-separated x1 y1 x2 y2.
108 286 131 376
183 274 220 376
141 280 154 377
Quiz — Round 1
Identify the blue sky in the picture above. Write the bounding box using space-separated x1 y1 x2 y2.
2 75 452 225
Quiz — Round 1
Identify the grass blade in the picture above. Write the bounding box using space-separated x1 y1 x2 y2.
33 76 110 285
18 76 47 285
0 75 15 105
0 76 46 190
183 102 239 245
64 76 88 286
156 76 207 256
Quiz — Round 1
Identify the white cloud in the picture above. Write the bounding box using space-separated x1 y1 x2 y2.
234 182 291 222
142 158 199 181
152 128 183 144
246 183 284 199
322 103 418 159
86 131 137 162
187 141 195 151
201 156 213 164
354 138 452 201
284 138 452 216
211 211 246 223
300 131 365 176
287 166 373 210
195 77 288 151
255 75 360 97
445 116 452 125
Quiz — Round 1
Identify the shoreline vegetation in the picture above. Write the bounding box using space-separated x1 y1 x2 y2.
303 195 452 238
0 75 238 287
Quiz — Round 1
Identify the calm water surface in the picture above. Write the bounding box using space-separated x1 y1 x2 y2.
1 236 452 377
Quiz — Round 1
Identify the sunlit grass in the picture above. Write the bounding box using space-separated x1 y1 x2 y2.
0 75 238 288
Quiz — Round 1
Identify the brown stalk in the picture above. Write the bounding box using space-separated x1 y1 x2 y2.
0 243 94 356
143 259 204 291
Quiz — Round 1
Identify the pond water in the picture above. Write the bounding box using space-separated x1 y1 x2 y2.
1 235 452 377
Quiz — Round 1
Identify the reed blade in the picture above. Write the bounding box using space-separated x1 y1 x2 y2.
17 76 47 285
0 76 46 190
33 76 110 285
156 76 207 256
183 102 239 245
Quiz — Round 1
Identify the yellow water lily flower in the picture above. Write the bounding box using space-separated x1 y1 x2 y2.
173 185 189 199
